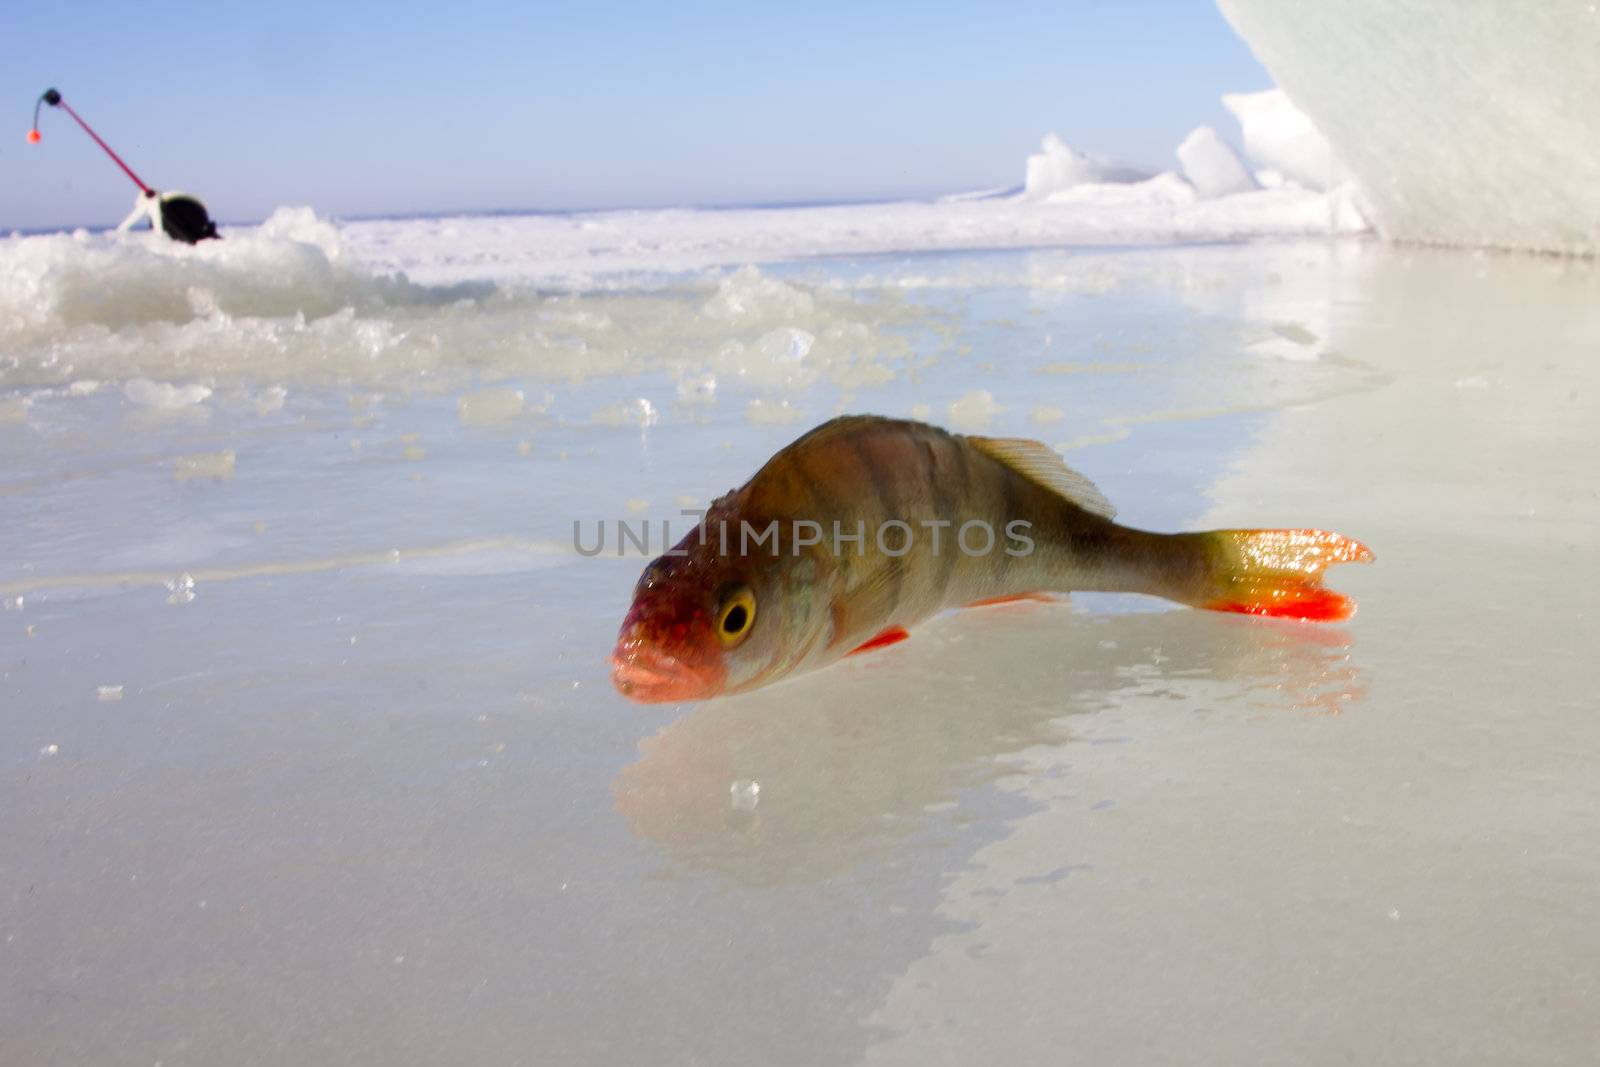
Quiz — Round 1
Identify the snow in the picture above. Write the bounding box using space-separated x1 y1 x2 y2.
1177 125 1259 199
1219 0 1600 254
1042 170 1199 208
8 239 1595 1065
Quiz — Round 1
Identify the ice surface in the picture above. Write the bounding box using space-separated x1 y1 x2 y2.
1023 133 1149 198
341 187 1366 287
1219 0 1600 254
5 211 1598 1064
1177 125 1259 199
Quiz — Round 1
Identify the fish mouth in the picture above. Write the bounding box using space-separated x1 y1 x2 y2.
610 643 721 704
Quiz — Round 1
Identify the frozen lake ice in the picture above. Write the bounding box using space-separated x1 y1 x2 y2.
2 217 1597 1064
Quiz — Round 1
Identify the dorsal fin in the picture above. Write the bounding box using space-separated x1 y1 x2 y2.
965 435 1117 520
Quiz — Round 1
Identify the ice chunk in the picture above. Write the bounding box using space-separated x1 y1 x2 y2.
165 573 197 605
126 379 213 410
457 387 526 425
947 390 1002 430
754 327 814 365
1177 126 1259 199
253 386 288 414
0 396 30 423
96 685 124 702
675 373 717 405
730 779 761 812
701 266 815 322
1024 134 1149 198
254 205 346 260
1221 89 1348 192
1218 1 1600 254
592 397 659 429
174 450 236 482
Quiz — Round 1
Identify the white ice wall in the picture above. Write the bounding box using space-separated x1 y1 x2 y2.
1218 0 1600 255
1220 91 1346 193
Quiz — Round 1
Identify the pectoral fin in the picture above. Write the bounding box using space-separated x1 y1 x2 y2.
848 626 910 656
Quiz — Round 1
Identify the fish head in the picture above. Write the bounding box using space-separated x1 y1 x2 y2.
611 509 807 704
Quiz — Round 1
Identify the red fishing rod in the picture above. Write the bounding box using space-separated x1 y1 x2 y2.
30 88 152 195
27 86 219 243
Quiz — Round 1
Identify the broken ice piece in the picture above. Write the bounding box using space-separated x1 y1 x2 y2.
174 450 236 482
165 573 196 605
730 779 761 812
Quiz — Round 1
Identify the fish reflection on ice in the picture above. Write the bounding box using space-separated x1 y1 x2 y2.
613 603 1361 886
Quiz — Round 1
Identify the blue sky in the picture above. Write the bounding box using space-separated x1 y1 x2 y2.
2 1 1270 231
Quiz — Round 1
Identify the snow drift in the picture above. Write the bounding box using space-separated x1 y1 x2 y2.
1023 134 1149 198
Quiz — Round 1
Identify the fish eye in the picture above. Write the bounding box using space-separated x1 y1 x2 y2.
717 586 757 646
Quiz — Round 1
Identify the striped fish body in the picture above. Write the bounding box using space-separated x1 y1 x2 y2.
735 417 1117 652
611 415 1371 703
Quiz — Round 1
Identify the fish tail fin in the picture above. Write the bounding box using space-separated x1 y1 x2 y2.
1187 528 1374 621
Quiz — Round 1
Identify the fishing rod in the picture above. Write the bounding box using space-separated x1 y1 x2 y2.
27 86 220 243
30 88 153 195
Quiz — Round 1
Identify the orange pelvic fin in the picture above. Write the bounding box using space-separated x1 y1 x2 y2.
964 591 1056 609
1200 529 1373 622
848 625 910 656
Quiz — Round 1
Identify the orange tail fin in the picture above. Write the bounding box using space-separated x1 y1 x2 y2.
1198 529 1373 622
